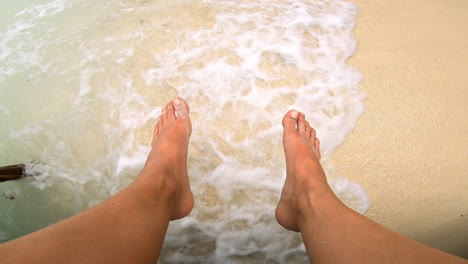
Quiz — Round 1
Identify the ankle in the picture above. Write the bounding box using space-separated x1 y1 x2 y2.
296 189 343 224
132 172 178 203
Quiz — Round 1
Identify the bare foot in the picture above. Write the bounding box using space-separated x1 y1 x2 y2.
275 110 337 231
134 97 194 220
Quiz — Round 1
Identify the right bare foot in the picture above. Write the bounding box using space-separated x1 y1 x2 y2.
275 110 338 231
133 97 194 220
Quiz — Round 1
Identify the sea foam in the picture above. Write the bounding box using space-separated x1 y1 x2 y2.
0 0 369 262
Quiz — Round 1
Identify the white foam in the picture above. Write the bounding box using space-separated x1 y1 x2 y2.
0 105 10 117
0 0 369 262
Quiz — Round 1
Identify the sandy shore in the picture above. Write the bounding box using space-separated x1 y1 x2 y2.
336 0 468 257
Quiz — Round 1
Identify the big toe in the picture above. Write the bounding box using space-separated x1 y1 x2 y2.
282 110 299 133
172 97 190 119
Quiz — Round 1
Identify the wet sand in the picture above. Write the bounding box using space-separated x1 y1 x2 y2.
337 0 468 257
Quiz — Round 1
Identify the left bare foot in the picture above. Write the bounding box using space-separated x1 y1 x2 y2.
134 97 194 220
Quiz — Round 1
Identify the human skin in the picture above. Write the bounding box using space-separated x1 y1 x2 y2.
0 97 193 263
0 97 466 263
276 110 467 264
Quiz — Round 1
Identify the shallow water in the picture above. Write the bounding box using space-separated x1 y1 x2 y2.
0 0 369 262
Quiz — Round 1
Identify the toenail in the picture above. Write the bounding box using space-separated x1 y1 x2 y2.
173 97 181 106
290 110 299 119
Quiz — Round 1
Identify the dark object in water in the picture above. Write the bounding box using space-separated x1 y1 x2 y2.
0 164 25 182
3 193 15 200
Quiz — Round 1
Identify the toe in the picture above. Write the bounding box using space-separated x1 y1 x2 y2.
166 102 176 121
158 113 164 126
282 110 299 132
153 124 159 137
297 113 306 133
304 121 311 137
309 126 316 140
173 97 189 119
314 138 321 159
152 117 163 146
162 106 168 121
157 116 163 131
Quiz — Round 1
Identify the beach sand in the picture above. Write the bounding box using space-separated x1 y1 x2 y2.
336 0 468 257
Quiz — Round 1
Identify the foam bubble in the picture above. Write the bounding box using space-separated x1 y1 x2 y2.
0 105 10 117
0 0 369 262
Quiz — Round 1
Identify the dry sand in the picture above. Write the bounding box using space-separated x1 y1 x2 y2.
336 0 468 257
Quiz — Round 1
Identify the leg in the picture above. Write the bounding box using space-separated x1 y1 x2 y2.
0 97 194 264
276 110 466 264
